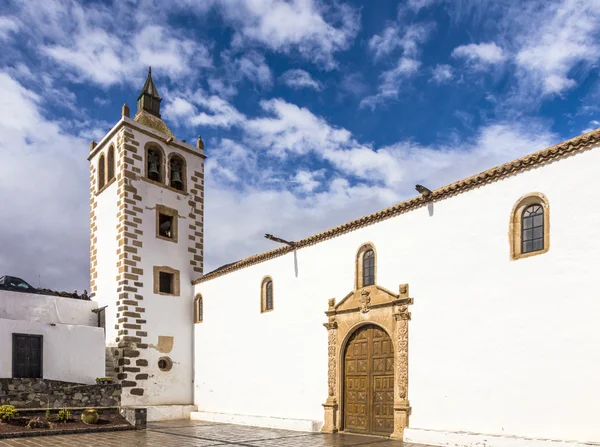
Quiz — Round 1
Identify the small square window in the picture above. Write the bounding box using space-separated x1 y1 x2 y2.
155 205 178 243
158 213 174 239
159 272 173 294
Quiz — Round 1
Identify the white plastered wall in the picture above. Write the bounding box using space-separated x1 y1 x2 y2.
0 292 97 326
0 319 104 384
119 126 199 406
92 139 119 344
194 145 600 445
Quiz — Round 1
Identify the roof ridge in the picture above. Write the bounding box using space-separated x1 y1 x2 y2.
193 127 600 285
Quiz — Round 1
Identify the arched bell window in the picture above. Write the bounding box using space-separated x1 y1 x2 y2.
194 294 203 323
146 145 163 183
98 154 106 191
510 193 550 260
261 277 274 312
356 243 377 289
169 154 186 191
107 145 115 182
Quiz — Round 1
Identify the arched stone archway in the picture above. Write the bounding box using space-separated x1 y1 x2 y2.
322 283 413 439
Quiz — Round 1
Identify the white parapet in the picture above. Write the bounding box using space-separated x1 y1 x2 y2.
404 429 600 447
190 410 323 432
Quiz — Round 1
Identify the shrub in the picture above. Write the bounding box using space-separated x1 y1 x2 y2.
27 417 50 429
0 405 18 421
80 409 99 425
45 408 51 421
56 409 70 423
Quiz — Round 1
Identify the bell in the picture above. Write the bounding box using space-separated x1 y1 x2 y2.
171 170 183 190
148 161 160 179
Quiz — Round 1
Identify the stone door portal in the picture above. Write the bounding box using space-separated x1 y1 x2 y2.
344 324 394 436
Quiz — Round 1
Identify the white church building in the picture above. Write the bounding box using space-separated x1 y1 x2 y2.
88 69 600 447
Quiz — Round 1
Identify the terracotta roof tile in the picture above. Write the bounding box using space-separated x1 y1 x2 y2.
192 128 600 285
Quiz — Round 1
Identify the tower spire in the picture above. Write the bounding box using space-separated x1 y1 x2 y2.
137 66 162 118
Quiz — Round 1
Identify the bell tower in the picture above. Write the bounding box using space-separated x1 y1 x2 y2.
88 68 205 408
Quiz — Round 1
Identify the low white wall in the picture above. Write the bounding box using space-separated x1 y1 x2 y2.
0 291 98 326
0 318 104 384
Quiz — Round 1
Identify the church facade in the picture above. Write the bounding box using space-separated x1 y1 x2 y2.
91 71 600 446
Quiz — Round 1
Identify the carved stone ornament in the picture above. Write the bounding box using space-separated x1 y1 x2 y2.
322 283 413 439
359 289 371 313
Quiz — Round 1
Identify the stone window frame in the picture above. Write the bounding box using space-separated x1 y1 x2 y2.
509 192 550 260
107 145 115 182
98 153 106 191
194 294 203 323
155 204 179 243
145 142 166 184
167 152 187 192
153 266 180 296
260 276 274 313
355 243 377 290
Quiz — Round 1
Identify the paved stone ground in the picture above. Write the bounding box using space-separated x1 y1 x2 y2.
0 420 433 446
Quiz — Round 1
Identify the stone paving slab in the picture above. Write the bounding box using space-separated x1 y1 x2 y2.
0 420 433 447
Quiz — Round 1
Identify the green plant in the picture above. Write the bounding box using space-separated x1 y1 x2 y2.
80 409 99 425
95 377 113 384
0 405 18 421
45 408 51 421
56 409 70 423
26 417 50 429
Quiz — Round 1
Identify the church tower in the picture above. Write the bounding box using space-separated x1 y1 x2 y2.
88 68 205 407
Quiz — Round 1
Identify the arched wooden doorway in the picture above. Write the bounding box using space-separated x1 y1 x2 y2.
343 324 394 436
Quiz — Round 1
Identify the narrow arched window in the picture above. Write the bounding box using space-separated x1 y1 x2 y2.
356 243 376 289
194 294 203 323
169 154 185 191
362 250 375 286
107 146 115 181
261 277 274 312
521 205 544 253
147 147 162 183
510 193 550 260
98 154 106 190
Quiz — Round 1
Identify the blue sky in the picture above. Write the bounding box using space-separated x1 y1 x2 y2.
1 0 599 291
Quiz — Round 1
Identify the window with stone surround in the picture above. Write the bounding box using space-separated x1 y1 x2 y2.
156 205 178 243
510 193 550 260
169 153 186 192
97 154 106 191
146 144 165 184
107 145 115 182
261 277 273 313
194 294 203 323
153 266 180 296
356 243 377 289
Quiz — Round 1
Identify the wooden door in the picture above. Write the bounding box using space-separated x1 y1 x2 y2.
344 325 394 436
12 334 43 378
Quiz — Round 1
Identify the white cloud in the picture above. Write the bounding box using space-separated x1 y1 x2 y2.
280 69 323 91
219 0 360 69
513 0 600 97
451 42 507 69
190 92 247 128
0 16 20 40
0 72 90 291
431 64 454 83
293 170 324 192
360 58 421 110
368 23 433 61
43 24 211 87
